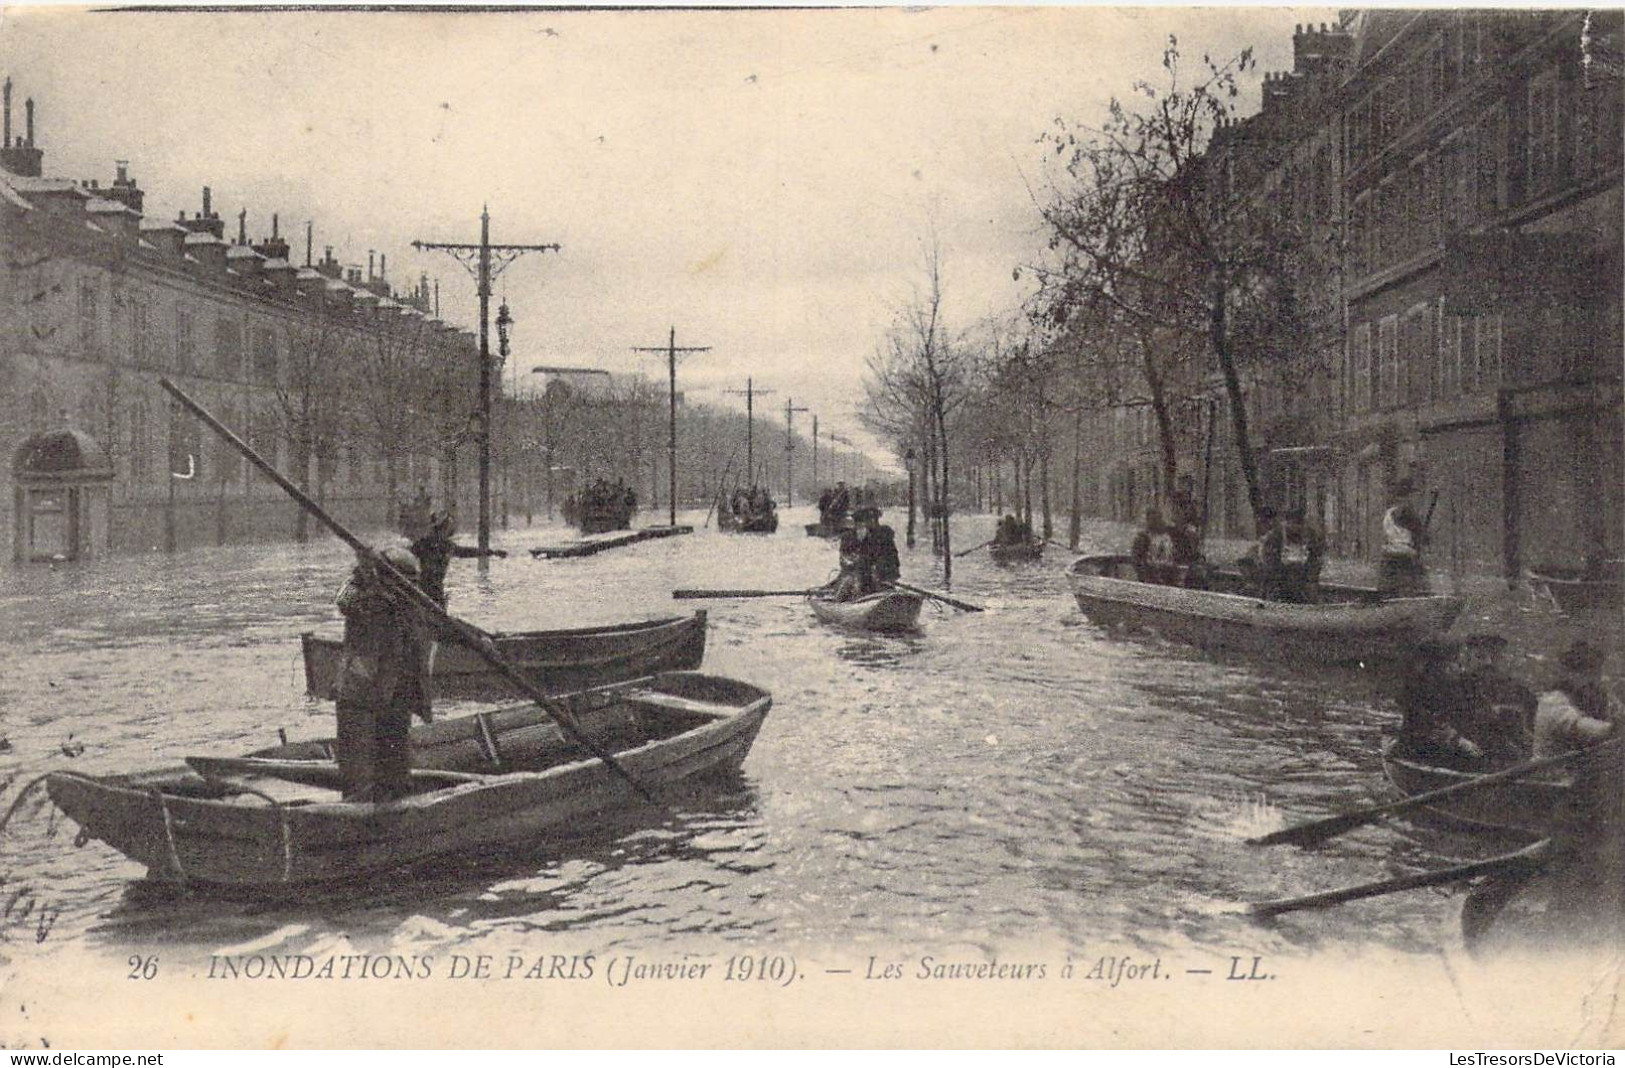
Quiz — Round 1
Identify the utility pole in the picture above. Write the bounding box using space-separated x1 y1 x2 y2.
723 377 775 488
413 207 560 560
811 414 819 488
782 398 809 507
632 327 710 527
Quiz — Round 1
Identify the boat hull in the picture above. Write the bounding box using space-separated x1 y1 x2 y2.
1381 738 1563 837
989 541 1043 564
809 591 923 633
1528 562 1624 615
47 673 770 890
301 612 707 701
1066 555 1463 665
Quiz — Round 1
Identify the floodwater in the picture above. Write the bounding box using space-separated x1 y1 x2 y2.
0 507 1606 971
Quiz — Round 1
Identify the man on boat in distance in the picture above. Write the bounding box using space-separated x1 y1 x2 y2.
1533 640 1618 762
996 513 1022 546
830 481 851 524
409 510 507 611
1131 506 1179 586
1396 637 1485 769
334 547 433 802
1378 478 1430 596
1454 633 1538 766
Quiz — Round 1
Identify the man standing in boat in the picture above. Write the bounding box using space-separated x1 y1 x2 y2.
334 548 434 802
1378 478 1430 596
1278 505 1325 602
409 510 507 611
1130 506 1178 585
831 506 900 602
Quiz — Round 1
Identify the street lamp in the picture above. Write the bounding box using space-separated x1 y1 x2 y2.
905 447 917 549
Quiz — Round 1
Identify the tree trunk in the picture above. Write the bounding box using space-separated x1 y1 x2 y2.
1069 409 1083 550
936 406 952 587
385 454 400 531
1212 274 1263 523
1040 446 1053 541
1145 362 1179 503
293 437 312 543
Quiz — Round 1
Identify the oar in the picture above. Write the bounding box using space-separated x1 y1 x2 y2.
158 376 661 807
892 581 984 612
1248 738 1622 849
953 539 994 559
673 588 821 599
1249 840 1549 918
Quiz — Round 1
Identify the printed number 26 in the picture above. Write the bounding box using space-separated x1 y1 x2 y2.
128 955 158 980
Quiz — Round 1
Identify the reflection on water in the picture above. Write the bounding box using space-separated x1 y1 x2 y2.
0 510 1606 967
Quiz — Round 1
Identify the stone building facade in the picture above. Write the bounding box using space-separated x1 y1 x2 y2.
1 82 483 564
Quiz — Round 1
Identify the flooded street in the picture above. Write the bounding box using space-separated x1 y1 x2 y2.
0 509 1590 969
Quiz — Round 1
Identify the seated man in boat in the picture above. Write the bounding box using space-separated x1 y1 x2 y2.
1396 638 1486 769
829 481 851 524
409 510 508 611
1454 633 1538 766
1277 506 1325 603
1378 479 1430 596
1131 506 1179 585
1533 640 1618 762
818 488 834 525
995 513 1022 546
334 548 434 803
831 507 900 602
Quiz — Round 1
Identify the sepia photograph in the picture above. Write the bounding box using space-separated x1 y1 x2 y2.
0 1 1621 1049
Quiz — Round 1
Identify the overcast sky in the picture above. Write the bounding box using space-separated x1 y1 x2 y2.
0 4 1330 461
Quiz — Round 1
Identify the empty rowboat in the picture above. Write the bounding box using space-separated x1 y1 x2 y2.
301 611 707 701
46 673 770 890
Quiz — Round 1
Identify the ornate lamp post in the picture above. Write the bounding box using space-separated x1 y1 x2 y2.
905 447 917 549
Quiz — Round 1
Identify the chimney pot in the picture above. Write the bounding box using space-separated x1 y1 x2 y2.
380 252 386 279
272 212 279 239
3 78 11 148
202 186 212 217
24 97 34 147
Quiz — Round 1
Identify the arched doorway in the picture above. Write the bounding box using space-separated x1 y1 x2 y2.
12 427 115 563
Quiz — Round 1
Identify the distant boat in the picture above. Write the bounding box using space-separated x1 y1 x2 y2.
1526 559 1623 615
46 673 771 890
989 539 1044 564
1066 554 1463 666
301 612 707 701
808 589 923 633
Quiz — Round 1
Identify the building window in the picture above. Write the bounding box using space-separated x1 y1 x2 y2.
1377 315 1399 409
1348 321 1372 414
131 299 152 367
1527 69 1562 198
1437 300 1463 399
1475 103 1507 218
77 277 102 358
247 409 278 470
214 405 242 483
253 326 279 385
176 309 196 374
1474 314 1502 391
215 316 243 379
1402 303 1433 404
127 401 149 482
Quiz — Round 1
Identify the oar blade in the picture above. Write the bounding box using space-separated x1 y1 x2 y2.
1246 812 1367 849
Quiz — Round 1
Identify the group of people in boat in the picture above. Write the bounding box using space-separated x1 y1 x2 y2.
1397 634 1618 772
817 482 853 529
995 514 1036 547
1127 490 1207 588
336 504 504 802
569 478 638 530
828 505 902 602
727 484 778 524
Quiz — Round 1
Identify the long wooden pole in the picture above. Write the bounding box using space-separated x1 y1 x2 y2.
158 376 659 805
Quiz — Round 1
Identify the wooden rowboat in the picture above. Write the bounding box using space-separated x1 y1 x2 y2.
301 611 707 701
1526 560 1623 615
1066 555 1463 666
1380 737 1563 837
809 590 923 633
989 540 1044 564
46 673 771 890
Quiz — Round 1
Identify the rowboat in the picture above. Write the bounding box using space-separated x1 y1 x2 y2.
719 508 778 534
989 540 1044 564
301 612 707 701
1526 560 1623 615
46 673 771 890
1380 737 1563 837
809 590 923 633
1066 555 1463 666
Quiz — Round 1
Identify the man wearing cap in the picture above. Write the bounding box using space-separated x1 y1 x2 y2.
409 510 507 612
333 548 434 802
1533 640 1619 761
831 506 900 602
1378 478 1429 596
1455 633 1538 765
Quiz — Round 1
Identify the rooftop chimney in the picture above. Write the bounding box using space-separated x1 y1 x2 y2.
24 97 33 146
0 82 43 177
237 207 247 245
367 250 375 281
202 186 212 217
305 221 313 267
